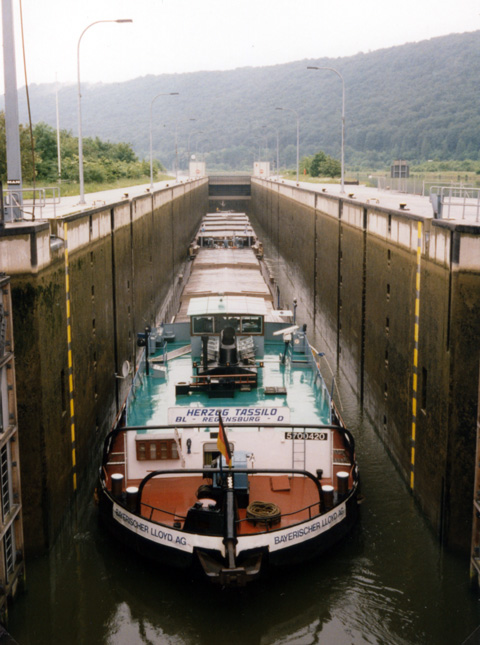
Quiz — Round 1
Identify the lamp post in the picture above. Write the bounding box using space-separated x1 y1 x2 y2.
195 133 211 162
261 125 280 174
77 19 132 205
174 118 196 181
276 107 299 183
150 92 179 190
187 130 204 163
307 66 345 194
55 74 61 180
275 128 279 177
261 125 269 163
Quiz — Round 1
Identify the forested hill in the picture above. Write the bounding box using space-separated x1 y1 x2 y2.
9 30 480 170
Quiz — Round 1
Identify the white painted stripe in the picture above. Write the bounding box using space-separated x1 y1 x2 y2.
237 501 347 554
112 503 225 554
112 501 348 557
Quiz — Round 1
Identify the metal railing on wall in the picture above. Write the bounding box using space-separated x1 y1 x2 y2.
369 175 478 201
429 185 480 222
3 186 61 221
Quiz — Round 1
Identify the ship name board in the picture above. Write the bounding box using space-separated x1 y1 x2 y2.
168 406 290 425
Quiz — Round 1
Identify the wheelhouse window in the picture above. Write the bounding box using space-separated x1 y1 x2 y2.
241 316 262 334
216 316 240 333
136 439 180 461
192 316 214 334
191 314 263 335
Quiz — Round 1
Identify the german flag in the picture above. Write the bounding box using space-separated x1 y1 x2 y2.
217 413 232 468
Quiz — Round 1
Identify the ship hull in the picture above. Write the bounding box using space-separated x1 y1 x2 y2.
98 480 359 583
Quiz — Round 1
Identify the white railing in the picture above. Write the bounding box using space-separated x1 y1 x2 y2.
3 186 61 221
429 185 480 222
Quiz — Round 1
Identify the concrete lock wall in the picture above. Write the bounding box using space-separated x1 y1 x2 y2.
251 178 480 552
5 179 208 554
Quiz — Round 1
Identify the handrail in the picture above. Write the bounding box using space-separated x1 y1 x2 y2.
125 483 328 532
102 421 347 460
105 469 358 536
102 422 346 451
114 423 347 431
304 341 332 422
429 185 480 222
3 186 61 221
139 501 185 522
135 467 324 514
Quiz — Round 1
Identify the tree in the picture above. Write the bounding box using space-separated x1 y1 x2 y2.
0 111 37 182
0 112 167 185
33 122 59 181
310 151 341 178
300 155 313 175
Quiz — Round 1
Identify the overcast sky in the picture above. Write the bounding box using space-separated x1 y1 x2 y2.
1 0 479 87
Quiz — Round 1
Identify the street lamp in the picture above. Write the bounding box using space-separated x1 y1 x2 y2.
77 19 132 205
261 125 269 163
195 133 211 162
275 128 280 177
150 92 179 189
174 118 196 181
307 66 345 194
263 125 279 175
276 107 299 183
188 130 204 163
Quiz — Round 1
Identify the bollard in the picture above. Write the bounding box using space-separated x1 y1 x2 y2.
322 484 334 511
111 473 124 498
337 471 350 497
126 486 139 512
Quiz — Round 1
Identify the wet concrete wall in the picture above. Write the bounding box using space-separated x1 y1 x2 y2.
5 179 208 554
251 178 480 552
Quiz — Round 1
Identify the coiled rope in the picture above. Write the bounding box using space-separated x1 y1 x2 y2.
246 501 281 525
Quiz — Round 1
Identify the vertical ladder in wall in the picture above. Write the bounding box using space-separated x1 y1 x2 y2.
470 372 480 588
0 276 25 619
0 443 14 580
292 428 306 472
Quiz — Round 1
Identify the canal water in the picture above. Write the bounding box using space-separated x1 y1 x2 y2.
6 370 480 645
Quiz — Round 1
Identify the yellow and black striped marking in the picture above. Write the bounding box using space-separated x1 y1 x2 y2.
64 222 77 492
410 221 422 490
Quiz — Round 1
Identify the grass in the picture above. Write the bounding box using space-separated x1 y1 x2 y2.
280 168 480 189
22 174 174 199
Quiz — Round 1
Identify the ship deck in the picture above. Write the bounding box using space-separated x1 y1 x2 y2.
138 475 321 533
126 341 331 428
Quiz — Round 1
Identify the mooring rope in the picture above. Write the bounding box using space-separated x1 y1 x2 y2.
246 501 281 523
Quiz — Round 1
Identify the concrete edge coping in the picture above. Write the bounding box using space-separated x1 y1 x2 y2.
0 220 50 236
253 177 428 223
